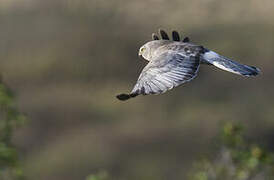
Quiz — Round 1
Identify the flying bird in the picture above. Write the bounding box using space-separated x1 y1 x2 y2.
117 29 260 101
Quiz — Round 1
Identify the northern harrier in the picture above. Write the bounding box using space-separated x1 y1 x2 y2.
117 29 260 101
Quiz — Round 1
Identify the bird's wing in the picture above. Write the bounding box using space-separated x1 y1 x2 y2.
131 50 200 96
202 50 260 76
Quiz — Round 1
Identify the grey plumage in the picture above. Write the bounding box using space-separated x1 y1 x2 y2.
132 45 201 95
116 29 260 101
202 51 260 76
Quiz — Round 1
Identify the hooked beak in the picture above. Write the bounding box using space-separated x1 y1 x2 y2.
138 52 142 57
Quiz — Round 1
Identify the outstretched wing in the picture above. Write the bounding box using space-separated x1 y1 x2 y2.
202 50 260 76
116 50 201 100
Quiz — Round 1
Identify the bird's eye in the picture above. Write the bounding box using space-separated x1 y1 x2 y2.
141 47 145 52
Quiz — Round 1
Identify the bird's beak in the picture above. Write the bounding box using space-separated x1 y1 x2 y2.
138 52 142 57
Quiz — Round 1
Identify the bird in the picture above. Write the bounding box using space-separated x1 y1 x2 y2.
116 29 260 101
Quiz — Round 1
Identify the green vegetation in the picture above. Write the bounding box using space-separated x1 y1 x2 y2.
86 171 109 180
87 123 274 180
190 123 274 180
0 78 26 180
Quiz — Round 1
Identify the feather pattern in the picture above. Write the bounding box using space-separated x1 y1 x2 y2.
131 49 201 95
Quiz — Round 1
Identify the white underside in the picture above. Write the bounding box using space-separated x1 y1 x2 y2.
203 51 219 60
212 61 241 75
203 51 242 75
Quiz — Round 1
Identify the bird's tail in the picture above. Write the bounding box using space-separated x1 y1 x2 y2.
202 50 260 77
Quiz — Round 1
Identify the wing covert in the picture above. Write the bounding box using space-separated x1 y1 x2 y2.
131 51 200 95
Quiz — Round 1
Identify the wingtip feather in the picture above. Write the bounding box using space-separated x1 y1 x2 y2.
152 33 159 40
172 31 180 41
116 93 139 101
158 29 169 40
116 94 131 101
183 37 190 42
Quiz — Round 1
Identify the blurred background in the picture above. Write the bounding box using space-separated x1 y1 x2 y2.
0 0 274 180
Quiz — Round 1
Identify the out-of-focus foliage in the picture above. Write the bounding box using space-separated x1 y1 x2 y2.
86 171 109 180
190 123 274 180
86 123 274 180
0 78 26 180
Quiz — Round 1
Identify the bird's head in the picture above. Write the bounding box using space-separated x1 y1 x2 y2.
138 44 151 61
138 40 169 61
